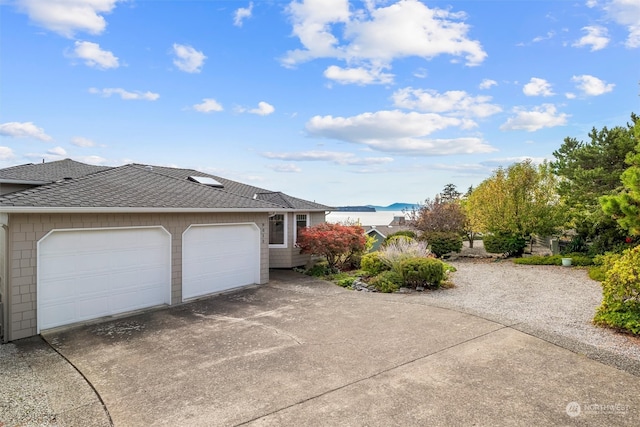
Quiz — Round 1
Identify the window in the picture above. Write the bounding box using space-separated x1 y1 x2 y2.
294 213 309 243
269 214 286 247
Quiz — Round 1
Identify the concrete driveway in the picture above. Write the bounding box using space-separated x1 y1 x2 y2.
43 270 640 426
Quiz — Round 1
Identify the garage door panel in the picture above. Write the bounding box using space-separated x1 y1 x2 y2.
182 224 260 301
38 227 171 332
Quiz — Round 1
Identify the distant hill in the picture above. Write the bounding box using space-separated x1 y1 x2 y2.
336 203 418 212
369 203 418 212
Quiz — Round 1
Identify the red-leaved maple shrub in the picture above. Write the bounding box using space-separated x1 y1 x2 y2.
297 223 366 270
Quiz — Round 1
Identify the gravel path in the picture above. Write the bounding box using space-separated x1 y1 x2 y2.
416 257 640 375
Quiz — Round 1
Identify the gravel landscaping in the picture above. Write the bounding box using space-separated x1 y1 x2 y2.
412 242 640 375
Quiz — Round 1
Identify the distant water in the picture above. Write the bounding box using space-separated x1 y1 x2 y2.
326 211 408 226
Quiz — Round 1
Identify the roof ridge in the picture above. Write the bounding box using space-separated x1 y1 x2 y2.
127 164 287 209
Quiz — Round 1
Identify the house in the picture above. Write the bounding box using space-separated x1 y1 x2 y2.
0 159 332 342
363 216 416 251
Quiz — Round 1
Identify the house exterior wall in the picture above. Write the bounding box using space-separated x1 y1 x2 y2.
269 211 327 269
4 211 270 341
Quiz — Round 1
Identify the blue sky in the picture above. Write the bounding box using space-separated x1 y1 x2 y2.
1 0 639 206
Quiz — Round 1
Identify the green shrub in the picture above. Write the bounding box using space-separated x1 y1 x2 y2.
513 255 560 265
378 239 431 273
594 246 640 335
383 230 417 245
399 257 445 289
304 262 332 277
360 252 390 276
425 231 463 258
483 233 526 257
561 235 588 254
335 276 357 288
383 235 415 247
513 253 594 266
589 252 624 282
369 270 403 293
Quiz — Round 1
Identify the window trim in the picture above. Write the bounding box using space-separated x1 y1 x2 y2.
268 213 287 248
293 212 310 245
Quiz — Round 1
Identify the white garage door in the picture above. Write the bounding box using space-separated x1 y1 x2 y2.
38 227 171 332
182 223 260 301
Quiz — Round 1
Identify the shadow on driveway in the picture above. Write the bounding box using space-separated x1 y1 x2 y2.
42 270 640 426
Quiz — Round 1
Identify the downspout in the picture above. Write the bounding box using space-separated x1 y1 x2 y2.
0 213 7 343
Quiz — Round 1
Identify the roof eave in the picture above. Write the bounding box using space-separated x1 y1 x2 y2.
0 207 294 214
0 179 51 185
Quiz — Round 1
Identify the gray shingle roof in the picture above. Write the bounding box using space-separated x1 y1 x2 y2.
0 160 333 211
0 159 110 182
132 164 333 211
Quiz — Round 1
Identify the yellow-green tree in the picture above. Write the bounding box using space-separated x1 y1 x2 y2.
466 160 562 238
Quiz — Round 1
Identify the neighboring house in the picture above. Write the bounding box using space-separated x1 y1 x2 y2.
364 216 416 251
0 159 332 342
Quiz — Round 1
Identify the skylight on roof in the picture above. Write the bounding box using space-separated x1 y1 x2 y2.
188 176 224 188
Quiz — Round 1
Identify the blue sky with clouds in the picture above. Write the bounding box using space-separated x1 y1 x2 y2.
1 0 639 206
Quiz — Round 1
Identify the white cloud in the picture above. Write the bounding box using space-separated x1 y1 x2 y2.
237 101 275 116
75 155 108 165
0 147 16 160
172 43 206 73
601 0 640 48
392 88 502 118
193 98 224 113
480 156 549 168
573 26 610 51
324 65 394 85
262 150 394 166
522 77 555 97
234 2 253 27
500 104 569 132
0 121 53 141
70 136 96 147
532 31 555 43
571 74 615 96
283 0 486 85
89 87 160 101
25 146 67 162
250 102 275 116
479 79 497 90
16 0 122 37
71 41 119 69
565 92 577 99
48 146 67 156
267 163 302 173
305 110 496 155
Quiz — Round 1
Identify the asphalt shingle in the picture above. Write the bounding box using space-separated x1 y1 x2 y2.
0 160 333 211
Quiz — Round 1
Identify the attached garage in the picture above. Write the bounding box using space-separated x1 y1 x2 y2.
37 227 171 332
182 223 260 301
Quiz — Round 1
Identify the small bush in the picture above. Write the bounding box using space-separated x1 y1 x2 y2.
383 235 415 247
303 262 332 277
335 276 357 288
425 231 463 258
399 257 445 289
360 252 390 276
369 270 403 293
561 235 588 255
383 230 417 245
483 233 526 257
593 246 640 335
589 252 624 282
378 239 432 273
